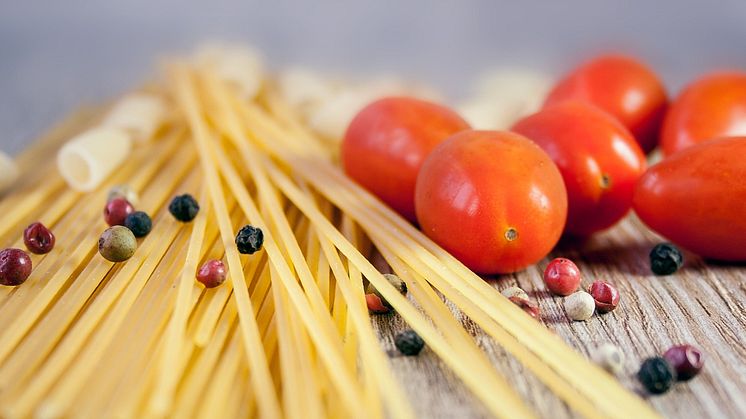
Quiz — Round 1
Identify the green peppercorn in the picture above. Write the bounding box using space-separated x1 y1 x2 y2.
235 225 264 254
650 243 683 275
169 194 200 222
98 226 137 262
124 211 152 237
637 356 676 394
366 273 407 311
394 329 425 356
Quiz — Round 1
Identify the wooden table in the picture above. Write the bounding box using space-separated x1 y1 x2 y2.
374 216 746 418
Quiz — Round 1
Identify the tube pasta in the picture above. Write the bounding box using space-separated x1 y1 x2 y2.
101 93 168 142
0 151 19 194
56 126 132 191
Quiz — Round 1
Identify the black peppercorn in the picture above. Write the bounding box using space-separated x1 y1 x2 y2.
169 194 200 222
235 225 264 254
650 243 683 275
637 356 676 394
124 211 152 238
394 329 425 356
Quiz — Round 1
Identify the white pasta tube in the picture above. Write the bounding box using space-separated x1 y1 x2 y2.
277 67 336 115
101 93 167 142
57 127 132 192
194 43 265 100
0 151 19 194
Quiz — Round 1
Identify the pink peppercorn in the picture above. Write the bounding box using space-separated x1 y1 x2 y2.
588 280 620 313
196 259 227 288
0 248 33 286
509 296 540 320
664 344 704 381
23 222 56 254
543 258 581 296
366 294 391 314
104 198 135 227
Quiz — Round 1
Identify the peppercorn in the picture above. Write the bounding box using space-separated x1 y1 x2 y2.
235 225 264 254
508 296 540 320
168 194 200 222
637 356 676 394
98 226 137 262
564 291 595 321
501 286 529 301
588 280 620 313
650 243 683 275
107 185 139 206
0 248 33 286
124 211 152 238
663 344 704 381
394 329 425 356
23 222 56 254
365 273 407 313
592 343 625 375
543 258 582 296
196 259 227 288
104 198 135 226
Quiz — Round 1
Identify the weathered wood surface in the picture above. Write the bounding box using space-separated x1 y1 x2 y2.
374 216 746 418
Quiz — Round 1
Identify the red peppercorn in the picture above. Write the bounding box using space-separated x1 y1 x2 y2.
509 296 540 320
196 259 227 288
588 280 620 313
366 293 391 314
0 248 33 286
543 258 581 296
104 198 135 227
664 344 704 381
23 222 56 254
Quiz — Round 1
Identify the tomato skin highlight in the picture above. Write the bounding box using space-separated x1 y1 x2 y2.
660 71 746 156
544 54 667 153
633 137 746 261
512 101 647 236
341 97 470 222
414 130 567 274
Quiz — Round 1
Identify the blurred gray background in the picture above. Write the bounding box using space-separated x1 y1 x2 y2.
2 0 746 155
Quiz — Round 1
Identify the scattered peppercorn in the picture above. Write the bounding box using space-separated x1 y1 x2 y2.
564 291 595 321
637 356 676 394
0 248 33 286
394 329 425 356
508 296 540 320
169 194 200 222
365 273 407 313
196 259 227 288
23 222 56 254
235 225 264 254
98 226 137 262
663 344 704 381
650 243 683 275
592 343 625 375
104 198 135 226
107 185 139 206
588 280 620 313
543 258 582 296
124 211 152 238
501 286 529 301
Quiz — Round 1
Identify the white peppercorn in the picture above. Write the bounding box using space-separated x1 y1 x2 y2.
107 184 139 206
564 291 595 321
592 343 625 375
501 286 529 301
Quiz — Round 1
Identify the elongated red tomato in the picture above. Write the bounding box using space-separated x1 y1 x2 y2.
341 97 470 222
512 101 647 236
544 54 667 153
633 137 746 261
415 130 567 274
660 71 746 156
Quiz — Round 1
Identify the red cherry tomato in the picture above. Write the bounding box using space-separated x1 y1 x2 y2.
633 137 746 261
660 71 746 156
414 130 567 274
544 54 667 153
512 101 647 236
341 97 470 222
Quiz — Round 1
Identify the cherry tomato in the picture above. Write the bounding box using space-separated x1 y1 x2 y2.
660 71 746 156
414 130 567 274
341 97 470 222
633 137 746 261
544 54 667 153
512 101 647 236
